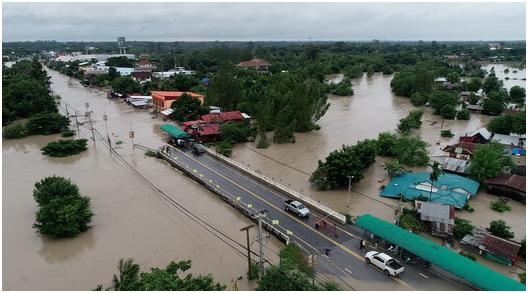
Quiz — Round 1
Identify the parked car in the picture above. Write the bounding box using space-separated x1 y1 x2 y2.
365 251 404 277
283 200 310 218
192 143 205 155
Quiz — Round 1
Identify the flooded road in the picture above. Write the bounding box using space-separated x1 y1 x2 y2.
2 69 283 290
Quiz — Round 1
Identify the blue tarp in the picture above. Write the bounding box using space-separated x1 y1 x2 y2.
512 148 526 156
380 172 480 208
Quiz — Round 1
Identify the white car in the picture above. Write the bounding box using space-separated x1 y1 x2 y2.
365 251 404 277
284 200 310 218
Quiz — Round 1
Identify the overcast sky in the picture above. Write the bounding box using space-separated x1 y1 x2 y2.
2 2 526 42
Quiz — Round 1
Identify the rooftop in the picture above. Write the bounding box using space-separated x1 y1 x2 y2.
484 174 526 193
492 134 521 146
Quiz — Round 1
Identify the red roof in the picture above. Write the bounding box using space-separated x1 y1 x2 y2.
138 59 152 65
483 234 521 260
236 58 271 67
442 142 478 154
201 111 243 123
485 174 526 192
182 120 205 127
186 123 220 136
131 71 152 79
201 113 222 123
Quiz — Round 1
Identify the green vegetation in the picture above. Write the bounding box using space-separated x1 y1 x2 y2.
106 56 135 67
454 218 474 241
96 258 225 291
345 213 354 224
112 76 141 94
26 112 70 135
440 129 454 137
144 150 159 158
410 92 429 106
375 132 429 166
468 142 514 181
257 243 338 291
456 109 470 120
398 208 424 233
509 86 525 103
344 65 363 79
215 140 233 157
61 129 76 137
310 139 377 190
487 220 514 239
327 78 354 96
459 251 476 261
41 139 88 157
32 176 93 238
169 93 207 122
490 200 511 213
220 122 251 143
397 109 423 133
487 112 525 135
383 160 406 178
466 78 483 92
519 273 526 285
429 91 458 115
462 203 475 213
3 121 28 139
428 161 444 200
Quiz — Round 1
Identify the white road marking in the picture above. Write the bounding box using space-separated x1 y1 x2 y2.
345 268 353 274
419 273 429 279
321 254 330 259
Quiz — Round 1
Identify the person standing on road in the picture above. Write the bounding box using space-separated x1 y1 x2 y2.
360 239 366 249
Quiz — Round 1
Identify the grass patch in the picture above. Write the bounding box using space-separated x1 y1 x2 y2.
463 203 475 213
459 250 476 261
41 139 88 157
490 200 511 213
144 150 159 158
440 129 454 137
215 140 233 157
115 140 123 145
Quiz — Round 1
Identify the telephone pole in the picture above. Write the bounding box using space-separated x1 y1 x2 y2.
74 110 80 136
255 210 268 279
85 102 95 143
240 224 255 276
103 112 112 152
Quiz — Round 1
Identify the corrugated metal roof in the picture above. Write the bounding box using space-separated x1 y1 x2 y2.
492 134 521 146
355 214 525 291
416 201 454 224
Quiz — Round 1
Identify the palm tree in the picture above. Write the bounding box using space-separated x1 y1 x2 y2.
112 258 140 290
383 159 406 179
428 161 444 201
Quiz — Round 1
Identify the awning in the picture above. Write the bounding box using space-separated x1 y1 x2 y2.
160 109 173 116
131 101 148 107
160 124 190 139
355 214 525 291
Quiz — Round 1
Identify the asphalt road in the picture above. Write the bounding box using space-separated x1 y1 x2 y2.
164 146 473 291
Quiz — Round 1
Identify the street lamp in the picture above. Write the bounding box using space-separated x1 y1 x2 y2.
347 175 354 206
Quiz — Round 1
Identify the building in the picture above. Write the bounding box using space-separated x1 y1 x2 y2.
491 134 523 149
380 172 480 208
441 142 477 160
55 53 135 62
131 71 152 83
186 123 221 142
459 128 492 144
135 59 156 71
415 201 455 237
152 67 195 79
460 229 521 266
236 58 271 71
484 174 526 203
201 111 244 123
151 91 205 110
432 156 470 175
466 104 484 113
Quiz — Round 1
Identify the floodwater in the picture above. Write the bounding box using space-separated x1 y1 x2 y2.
231 71 526 259
2 69 284 290
481 63 526 91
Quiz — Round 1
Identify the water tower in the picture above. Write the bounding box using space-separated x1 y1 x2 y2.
117 37 127 54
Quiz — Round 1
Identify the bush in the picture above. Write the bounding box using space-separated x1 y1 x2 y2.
519 272 526 285
459 251 476 261
410 92 429 106
441 129 454 137
61 129 75 137
3 122 28 139
345 214 353 224
221 122 251 143
398 109 423 133
215 140 233 157
376 132 397 156
26 112 70 135
144 150 159 158
463 203 474 213
41 139 88 157
490 200 511 213
32 176 93 238
487 220 514 239
454 218 474 241
468 142 514 181
398 208 424 233
328 78 354 96
393 136 429 167
457 109 470 120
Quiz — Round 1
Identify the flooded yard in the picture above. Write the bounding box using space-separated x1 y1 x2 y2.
2 69 283 290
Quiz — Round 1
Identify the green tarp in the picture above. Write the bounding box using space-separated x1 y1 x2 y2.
355 214 525 291
160 124 190 139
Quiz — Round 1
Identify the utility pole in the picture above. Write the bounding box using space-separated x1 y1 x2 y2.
129 121 135 151
74 110 80 136
103 112 112 153
255 210 268 279
347 175 354 206
65 103 70 118
85 102 95 143
240 224 255 276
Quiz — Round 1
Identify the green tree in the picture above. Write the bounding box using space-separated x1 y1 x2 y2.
273 105 296 143
468 142 514 181
383 159 406 178
482 97 505 115
344 65 363 79
393 136 429 167
33 175 80 206
446 72 460 84
220 122 251 143
440 104 457 119
509 86 526 103
41 139 88 157
466 78 483 92
206 64 242 110
3 77 57 123
169 93 206 122
483 73 504 94
454 218 474 241
106 56 134 67
398 109 424 133
112 76 141 94
376 132 398 156
112 258 141 291
410 92 429 106
428 161 444 201
107 66 120 81
429 91 458 114
456 109 470 120
487 220 514 239
26 112 70 135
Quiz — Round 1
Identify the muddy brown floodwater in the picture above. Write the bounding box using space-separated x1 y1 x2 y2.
3 69 283 290
231 71 526 276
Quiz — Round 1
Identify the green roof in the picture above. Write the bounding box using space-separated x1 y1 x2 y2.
355 214 525 291
160 124 190 139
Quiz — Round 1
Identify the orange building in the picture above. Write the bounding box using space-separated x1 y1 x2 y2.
151 91 205 110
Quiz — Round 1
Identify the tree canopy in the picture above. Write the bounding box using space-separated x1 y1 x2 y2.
169 93 206 122
468 142 514 181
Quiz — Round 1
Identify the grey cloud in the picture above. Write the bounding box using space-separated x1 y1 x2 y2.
2 2 526 41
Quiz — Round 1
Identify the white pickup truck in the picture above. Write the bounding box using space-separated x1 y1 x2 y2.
283 200 310 218
365 251 404 277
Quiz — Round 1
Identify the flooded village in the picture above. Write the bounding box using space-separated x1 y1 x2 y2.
2 2 527 292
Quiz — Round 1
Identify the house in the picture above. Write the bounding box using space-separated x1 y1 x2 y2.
236 59 271 71
380 172 480 208
415 201 455 237
131 71 152 83
441 142 477 160
484 174 526 203
127 95 152 108
466 104 484 113
434 77 447 84
432 156 470 175
151 91 205 110
460 229 521 266
491 134 522 148
160 109 174 120
186 123 221 142
182 120 207 131
135 59 156 71
459 128 492 144
488 43 503 51
201 111 244 123
444 54 458 61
